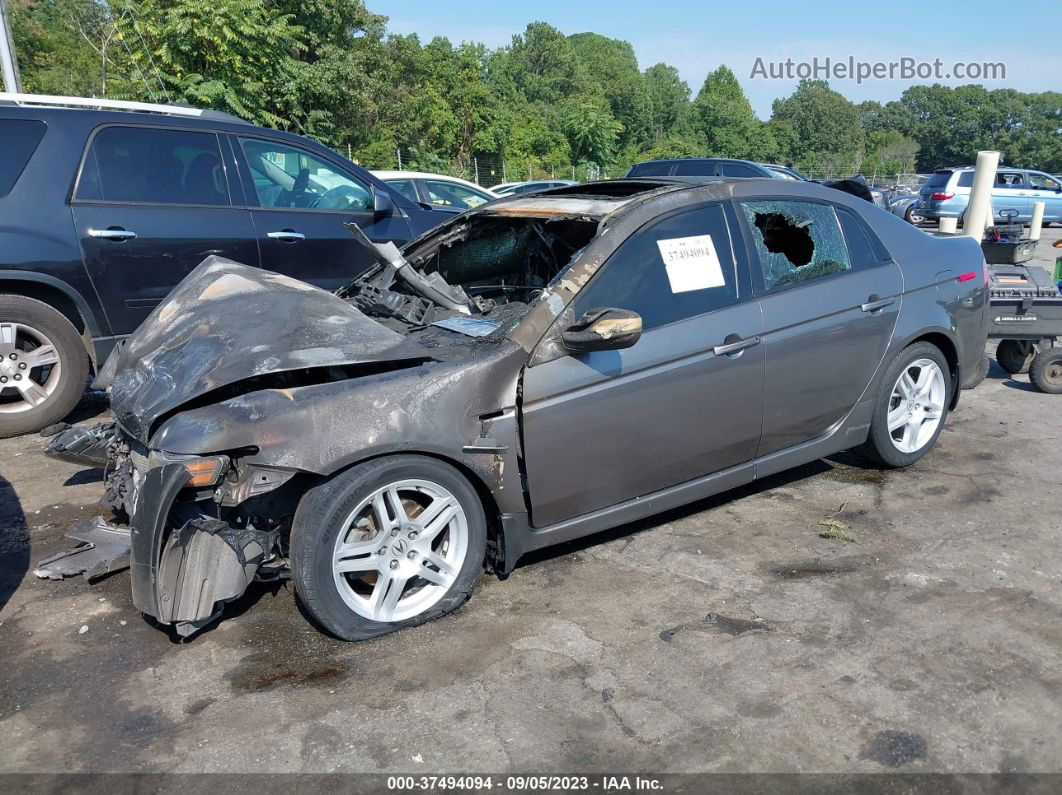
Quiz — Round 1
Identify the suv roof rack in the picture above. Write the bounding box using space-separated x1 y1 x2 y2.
0 92 250 124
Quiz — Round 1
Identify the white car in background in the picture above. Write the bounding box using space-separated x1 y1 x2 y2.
372 170 497 213
493 179 579 197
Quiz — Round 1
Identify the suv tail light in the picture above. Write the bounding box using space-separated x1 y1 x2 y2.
983 257 990 285
930 192 954 201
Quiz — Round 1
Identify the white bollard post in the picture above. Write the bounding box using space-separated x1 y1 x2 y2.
965 150 1000 239
938 217 957 234
1030 201 1045 241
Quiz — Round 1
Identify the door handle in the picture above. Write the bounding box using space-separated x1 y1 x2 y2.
267 230 305 242
713 336 761 357
88 228 137 241
860 297 895 313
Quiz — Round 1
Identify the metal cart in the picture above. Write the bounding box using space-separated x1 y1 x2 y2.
988 262 1062 393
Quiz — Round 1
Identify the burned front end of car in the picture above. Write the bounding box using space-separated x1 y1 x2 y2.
38 186 646 637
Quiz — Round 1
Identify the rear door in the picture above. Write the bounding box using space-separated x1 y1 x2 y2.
521 202 765 527
71 124 259 336
736 198 902 457
1027 172 1062 222
231 134 413 291
992 171 1031 220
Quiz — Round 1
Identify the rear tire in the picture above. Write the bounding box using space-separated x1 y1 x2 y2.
995 339 1036 375
0 295 89 438
854 342 951 468
1029 348 1062 394
290 455 487 641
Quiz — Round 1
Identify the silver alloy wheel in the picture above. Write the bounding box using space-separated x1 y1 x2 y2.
0 322 63 414
887 358 946 454
331 478 468 623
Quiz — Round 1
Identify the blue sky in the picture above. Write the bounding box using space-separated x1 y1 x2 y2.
374 0 1061 117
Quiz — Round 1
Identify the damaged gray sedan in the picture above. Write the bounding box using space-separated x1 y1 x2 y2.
40 178 989 639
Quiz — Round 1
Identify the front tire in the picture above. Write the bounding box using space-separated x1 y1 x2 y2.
855 342 951 468
0 296 89 438
290 455 487 641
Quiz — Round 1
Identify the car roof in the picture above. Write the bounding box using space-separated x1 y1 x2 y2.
0 102 336 152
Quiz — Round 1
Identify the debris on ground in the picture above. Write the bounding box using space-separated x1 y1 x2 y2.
818 518 856 542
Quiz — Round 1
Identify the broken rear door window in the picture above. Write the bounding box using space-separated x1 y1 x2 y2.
738 200 851 292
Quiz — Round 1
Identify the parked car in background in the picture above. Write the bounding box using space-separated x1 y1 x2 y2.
492 179 579 197
627 158 779 179
0 93 450 438
759 164 809 181
888 193 927 225
918 167 1062 225
43 176 989 639
372 170 497 213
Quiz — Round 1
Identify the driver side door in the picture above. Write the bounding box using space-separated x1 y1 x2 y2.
520 202 765 527
230 134 412 290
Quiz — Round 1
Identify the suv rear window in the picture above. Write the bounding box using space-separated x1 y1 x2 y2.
628 161 674 177
76 126 231 206
924 171 953 189
956 171 975 187
673 160 716 176
0 119 46 197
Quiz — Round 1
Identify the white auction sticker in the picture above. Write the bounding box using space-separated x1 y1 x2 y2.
655 234 726 293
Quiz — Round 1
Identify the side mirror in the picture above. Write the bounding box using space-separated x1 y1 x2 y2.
373 188 394 218
561 308 642 353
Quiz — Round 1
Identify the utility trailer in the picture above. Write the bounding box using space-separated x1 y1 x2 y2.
988 263 1062 392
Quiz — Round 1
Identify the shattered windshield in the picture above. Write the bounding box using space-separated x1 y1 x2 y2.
738 200 851 290
345 215 599 333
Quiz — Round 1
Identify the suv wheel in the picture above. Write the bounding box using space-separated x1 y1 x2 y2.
291 455 487 641
0 296 89 438
855 342 951 468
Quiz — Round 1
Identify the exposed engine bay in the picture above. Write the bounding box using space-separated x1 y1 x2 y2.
343 215 600 332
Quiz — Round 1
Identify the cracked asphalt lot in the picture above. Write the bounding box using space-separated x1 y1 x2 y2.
2 236 1061 774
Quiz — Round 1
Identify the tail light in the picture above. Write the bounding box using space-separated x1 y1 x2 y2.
982 257 990 285
957 272 977 283
930 192 954 201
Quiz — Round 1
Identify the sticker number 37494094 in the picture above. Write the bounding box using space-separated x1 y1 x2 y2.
655 234 726 294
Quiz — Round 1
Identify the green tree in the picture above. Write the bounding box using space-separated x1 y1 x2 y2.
692 65 759 159
643 63 691 143
567 32 651 149
10 0 115 96
771 79 865 171
562 99 623 166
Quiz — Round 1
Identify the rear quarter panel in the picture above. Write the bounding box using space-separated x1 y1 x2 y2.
870 210 988 389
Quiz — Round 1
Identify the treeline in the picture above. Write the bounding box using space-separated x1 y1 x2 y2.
12 0 1062 176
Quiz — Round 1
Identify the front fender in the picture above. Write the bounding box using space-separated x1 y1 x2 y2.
150 347 529 515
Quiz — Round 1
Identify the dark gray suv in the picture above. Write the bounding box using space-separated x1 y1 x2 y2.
42 178 989 640
0 95 447 438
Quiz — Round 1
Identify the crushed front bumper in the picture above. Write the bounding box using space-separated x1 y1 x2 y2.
130 463 278 637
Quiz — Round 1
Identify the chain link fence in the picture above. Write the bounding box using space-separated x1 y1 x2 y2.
340 147 929 192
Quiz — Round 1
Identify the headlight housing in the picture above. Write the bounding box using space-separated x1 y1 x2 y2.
147 450 230 488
